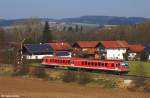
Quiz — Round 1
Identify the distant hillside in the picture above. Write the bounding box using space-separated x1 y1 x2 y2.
0 16 149 27
61 16 149 25
0 18 52 27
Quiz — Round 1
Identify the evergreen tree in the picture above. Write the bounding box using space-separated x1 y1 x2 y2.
68 27 73 32
75 25 79 32
80 26 83 32
140 50 149 61
42 21 52 43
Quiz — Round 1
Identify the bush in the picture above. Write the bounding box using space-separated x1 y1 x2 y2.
95 78 118 88
62 71 93 84
29 67 48 78
62 71 77 82
127 79 150 92
13 65 29 76
78 72 93 85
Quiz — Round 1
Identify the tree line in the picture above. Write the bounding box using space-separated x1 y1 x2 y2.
53 21 150 43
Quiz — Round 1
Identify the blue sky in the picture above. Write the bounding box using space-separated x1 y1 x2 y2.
0 0 150 19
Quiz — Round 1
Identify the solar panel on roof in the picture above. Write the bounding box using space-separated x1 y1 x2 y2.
24 44 54 55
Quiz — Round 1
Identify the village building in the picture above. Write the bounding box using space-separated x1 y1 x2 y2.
128 44 145 60
99 41 129 60
22 44 54 60
143 45 150 60
72 41 100 58
49 42 72 58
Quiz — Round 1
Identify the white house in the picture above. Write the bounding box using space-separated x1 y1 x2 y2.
22 44 54 60
99 41 129 60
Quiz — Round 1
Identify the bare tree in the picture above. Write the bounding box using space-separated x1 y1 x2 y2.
7 17 43 43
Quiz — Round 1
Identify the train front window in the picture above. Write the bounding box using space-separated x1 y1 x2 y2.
121 61 128 68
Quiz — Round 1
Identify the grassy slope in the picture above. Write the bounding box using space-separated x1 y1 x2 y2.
128 61 150 77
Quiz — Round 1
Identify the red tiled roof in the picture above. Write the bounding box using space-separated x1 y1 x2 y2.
74 41 100 48
49 42 71 51
101 41 129 48
129 44 145 53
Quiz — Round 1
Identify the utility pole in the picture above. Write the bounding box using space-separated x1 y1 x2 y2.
20 38 26 64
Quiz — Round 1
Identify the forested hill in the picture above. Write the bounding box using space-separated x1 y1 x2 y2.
61 16 149 25
0 16 149 27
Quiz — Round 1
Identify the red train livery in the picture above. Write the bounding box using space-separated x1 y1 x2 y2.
42 56 129 73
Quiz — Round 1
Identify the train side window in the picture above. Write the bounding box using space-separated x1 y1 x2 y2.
111 63 114 68
72 60 74 64
85 61 87 65
59 60 61 63
105 63 108 67
68 60 70 64
65 60 67 63
45 59 48 62
91 62 94 66
102 63 104 67
88 62 90 65
64 60 67 63
82 61 84 65
98 62 101 66
95 62 97 66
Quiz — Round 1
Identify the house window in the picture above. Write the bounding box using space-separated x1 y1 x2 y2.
132 54 135 56
113 54 115 57
36 56 38 59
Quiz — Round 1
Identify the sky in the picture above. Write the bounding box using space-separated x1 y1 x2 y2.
0 0 150 19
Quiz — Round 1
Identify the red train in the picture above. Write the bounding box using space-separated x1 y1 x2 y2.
42 56 129 73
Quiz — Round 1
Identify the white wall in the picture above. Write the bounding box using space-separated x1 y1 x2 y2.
23 54 54 60
106 48 127 60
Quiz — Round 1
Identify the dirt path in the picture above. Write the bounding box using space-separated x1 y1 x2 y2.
0 77 149 98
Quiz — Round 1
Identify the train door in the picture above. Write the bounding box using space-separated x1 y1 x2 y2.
115 63 120 71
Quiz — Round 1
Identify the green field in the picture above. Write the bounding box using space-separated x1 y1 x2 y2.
128 61 150 77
